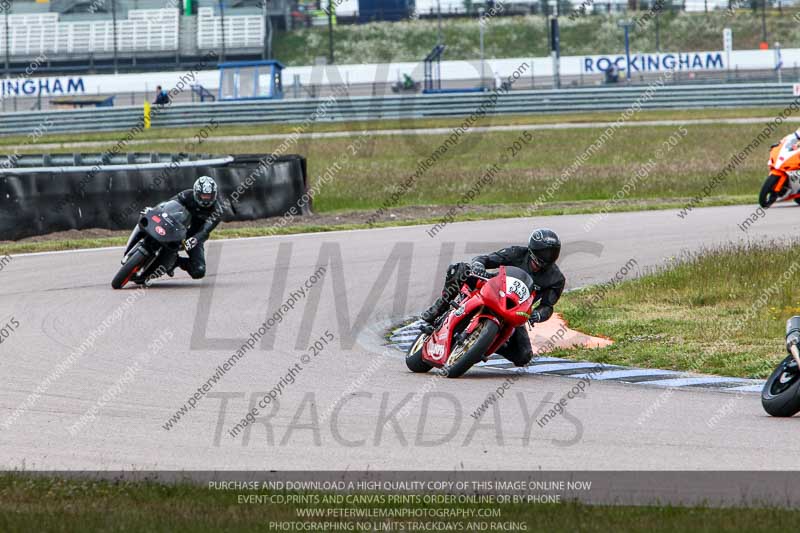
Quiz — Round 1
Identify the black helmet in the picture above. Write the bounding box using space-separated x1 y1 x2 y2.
528 228 561 270
193 176 218 208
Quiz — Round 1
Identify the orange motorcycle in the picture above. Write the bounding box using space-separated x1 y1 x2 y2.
760 131 800 208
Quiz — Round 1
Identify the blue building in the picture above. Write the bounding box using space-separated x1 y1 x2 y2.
358 0 414 22
218 60 285 101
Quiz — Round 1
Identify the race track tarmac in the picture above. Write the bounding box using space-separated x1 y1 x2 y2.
0 204 797 471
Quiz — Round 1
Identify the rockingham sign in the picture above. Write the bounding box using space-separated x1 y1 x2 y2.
1 77 86 99
0 69 218 100
581 51 724 73
571 47 795 77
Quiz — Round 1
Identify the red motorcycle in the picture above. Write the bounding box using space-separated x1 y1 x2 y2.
406 266 537 378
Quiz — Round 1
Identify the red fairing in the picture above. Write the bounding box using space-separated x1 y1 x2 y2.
422 285 485 366
421 266 537 367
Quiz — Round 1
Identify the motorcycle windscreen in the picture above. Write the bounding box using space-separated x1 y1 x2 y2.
775 134 800 170
145 202 190 243
156 200 192 227
504 266 535 289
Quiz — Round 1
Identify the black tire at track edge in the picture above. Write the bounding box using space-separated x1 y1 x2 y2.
761 354 800 417
111 249 146 290
444 320 499 379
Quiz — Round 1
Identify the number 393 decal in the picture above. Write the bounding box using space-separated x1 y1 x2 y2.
505 277 530 303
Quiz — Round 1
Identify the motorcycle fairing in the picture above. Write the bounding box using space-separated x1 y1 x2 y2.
768 133 800 200
423 287 486 366
421 267 537 367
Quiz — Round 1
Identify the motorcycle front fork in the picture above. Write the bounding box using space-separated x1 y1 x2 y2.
789 345 800 369
122 226 145 260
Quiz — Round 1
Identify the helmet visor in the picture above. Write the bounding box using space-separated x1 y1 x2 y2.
197 193 215 205
530 247 559 268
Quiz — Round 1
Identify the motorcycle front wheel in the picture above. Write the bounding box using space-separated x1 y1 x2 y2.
759 175 784 208
406 332 434 373
761 355 800 417
111 248 148 290
443 320 499 379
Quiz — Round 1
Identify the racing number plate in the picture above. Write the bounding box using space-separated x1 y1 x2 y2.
505 276 530 303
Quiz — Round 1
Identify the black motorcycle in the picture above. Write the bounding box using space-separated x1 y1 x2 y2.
762 316 800 417
111 200 191 289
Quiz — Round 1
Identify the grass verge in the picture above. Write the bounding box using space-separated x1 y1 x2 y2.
0 474 795 532
10 118 774 213
2 107 794 149
559 242 800 378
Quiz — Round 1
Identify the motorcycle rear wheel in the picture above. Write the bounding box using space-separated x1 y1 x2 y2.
443 320 499 379
761 355 800 417
112 248 147 290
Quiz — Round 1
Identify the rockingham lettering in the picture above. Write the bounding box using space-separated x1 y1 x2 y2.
1 77 85 97
583 52 724 73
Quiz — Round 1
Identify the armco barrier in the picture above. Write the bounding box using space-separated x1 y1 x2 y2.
0 83 798 137
0 153 308 241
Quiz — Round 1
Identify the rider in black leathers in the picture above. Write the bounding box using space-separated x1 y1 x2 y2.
420 228 565 367
168 176 224 279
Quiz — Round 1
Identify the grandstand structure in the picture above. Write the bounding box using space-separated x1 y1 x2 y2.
0 0 289 73
2 0 797 76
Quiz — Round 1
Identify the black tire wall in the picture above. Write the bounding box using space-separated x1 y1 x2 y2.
0 154 309 241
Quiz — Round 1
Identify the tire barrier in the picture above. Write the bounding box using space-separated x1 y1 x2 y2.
0 153 309 241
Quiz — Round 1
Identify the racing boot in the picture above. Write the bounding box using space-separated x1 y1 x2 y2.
419 297 449 334
174 256 190 275
158 257 186 280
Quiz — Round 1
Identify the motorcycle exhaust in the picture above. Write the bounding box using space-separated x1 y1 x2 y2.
785 316 800 367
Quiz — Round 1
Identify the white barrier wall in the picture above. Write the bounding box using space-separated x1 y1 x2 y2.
285 49 791 86
0 47 793 99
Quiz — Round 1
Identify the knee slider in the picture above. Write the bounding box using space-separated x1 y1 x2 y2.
514 351 533 367
189 265 206 279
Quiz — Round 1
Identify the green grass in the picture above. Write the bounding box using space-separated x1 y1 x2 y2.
271 11 800 65
15 120 773 213
0 474 796 532
1 107 791 148
264 122 770 212
559 242 800 379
